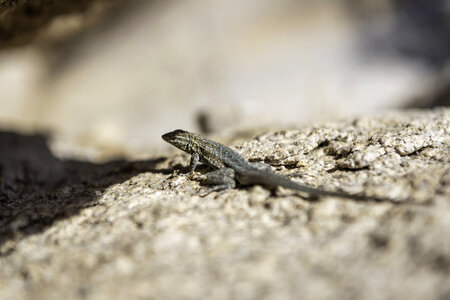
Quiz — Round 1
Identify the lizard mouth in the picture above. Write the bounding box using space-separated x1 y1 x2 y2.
161 132 172 142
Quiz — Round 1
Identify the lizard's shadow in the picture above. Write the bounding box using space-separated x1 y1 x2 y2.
0 131 170 254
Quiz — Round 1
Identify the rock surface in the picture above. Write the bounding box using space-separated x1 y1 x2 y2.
0 109 449 300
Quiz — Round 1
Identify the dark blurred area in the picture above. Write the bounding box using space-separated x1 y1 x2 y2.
0 130 164 251
0 0 448 160
348 0 450 69
348 0 450 107
389 0 449 69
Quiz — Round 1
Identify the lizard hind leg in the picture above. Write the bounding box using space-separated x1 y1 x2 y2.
248 161 273 171
199 167 236 196
236 161 274 185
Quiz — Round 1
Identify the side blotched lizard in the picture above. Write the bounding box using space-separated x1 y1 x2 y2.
162 129 393 202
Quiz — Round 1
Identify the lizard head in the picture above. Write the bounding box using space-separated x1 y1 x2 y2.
162 129 192 153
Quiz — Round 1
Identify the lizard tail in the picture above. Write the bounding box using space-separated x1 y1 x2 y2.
246 170 388 202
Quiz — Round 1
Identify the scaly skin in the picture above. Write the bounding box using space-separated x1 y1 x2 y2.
162 129 395 202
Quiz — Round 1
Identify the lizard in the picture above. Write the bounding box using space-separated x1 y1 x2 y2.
162 129 395 202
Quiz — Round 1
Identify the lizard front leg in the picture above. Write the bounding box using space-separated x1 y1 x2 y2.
188 152 200 174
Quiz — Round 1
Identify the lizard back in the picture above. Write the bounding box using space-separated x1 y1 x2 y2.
162 129 249 170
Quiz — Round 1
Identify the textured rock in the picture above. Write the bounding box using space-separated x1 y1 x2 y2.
0 109 449 300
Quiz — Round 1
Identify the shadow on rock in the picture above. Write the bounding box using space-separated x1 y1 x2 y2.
0 131 165 253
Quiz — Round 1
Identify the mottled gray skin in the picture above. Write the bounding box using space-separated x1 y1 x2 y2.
162 129 391 201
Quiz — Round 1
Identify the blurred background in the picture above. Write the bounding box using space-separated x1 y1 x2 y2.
0 0 449 161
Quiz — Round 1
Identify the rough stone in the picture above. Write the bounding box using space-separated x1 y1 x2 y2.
0 109 449 300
